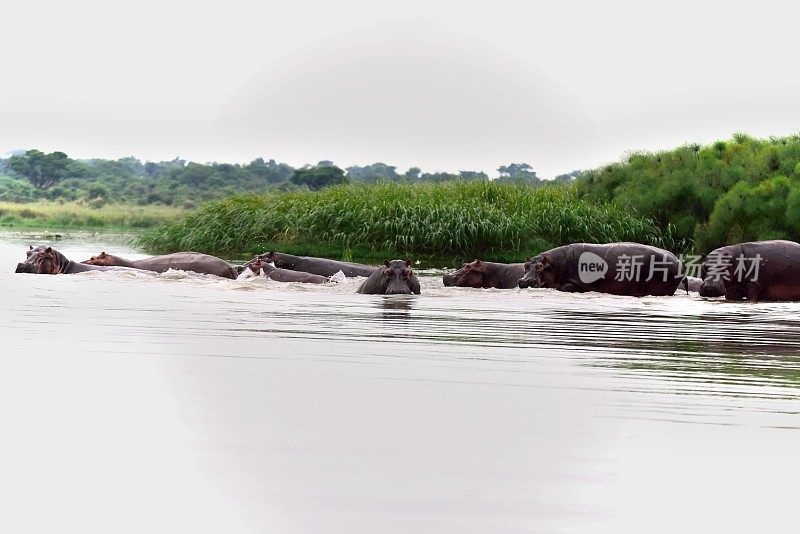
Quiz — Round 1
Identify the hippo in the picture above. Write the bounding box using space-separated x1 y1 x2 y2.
442 260 524 289
239 257 330 284
357 260 421 295
518 242 683 297
699 240 800 301
17 246 120 275
698 277 725 297
84 251 238 279
255 251 375 278
679 276 704 293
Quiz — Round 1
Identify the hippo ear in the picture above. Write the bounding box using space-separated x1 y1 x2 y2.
45 247 52 253
404 259 411 267
536 256 553 273
526 256 532 263
100 251 107 257
383 260 390 267
474 259 482 266
29 245 33 250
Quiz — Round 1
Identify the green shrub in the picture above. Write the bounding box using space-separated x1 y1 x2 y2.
576 134 800 252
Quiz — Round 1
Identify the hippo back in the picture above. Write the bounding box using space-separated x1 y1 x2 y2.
702 240 800 301
261 263 329 284
263 252 375 278
526 242 683 297
134 252 238 279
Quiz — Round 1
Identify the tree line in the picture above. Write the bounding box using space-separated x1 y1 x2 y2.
0 149 574 207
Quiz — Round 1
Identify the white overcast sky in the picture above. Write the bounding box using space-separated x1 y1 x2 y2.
1 0 798 177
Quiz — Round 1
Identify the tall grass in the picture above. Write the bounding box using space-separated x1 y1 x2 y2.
0 201 185 229
137 182 682 261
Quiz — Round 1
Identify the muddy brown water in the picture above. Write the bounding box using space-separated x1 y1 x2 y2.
2 234 799 533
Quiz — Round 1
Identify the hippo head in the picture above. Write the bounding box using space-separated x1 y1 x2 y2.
443 259 489 288
258 251 277 263
249 258 264 271
698 251 730 298
518 255 553 289
381 259 415 295
84 251 112 266
247 257 273 274
236 256 274 279
16 246 68 274
699 278 725 297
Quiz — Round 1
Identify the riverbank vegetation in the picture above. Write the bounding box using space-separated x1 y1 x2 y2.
0 201 184 229
6 133 800 255
137 182 679 264
576 133 800 251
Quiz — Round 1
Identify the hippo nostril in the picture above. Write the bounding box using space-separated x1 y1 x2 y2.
699 282 724 298
386 288 412 295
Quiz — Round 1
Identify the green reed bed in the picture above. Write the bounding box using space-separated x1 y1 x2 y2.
0 201 185 229
137 182 682 263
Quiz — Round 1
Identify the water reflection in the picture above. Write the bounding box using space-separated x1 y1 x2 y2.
375 295 415 321
4 234 800 532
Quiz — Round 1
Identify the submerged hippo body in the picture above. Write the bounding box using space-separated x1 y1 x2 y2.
240 258 329 284
357 260 421 295
679 276 704 293
257 251 375 278
17 246 118 275
518 242 683 297
85 251 237 279
699 240 800 301
442 260 524 289
698 277 725 297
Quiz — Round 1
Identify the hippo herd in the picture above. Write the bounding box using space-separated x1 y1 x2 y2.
15 246 420 295
14 239 800 301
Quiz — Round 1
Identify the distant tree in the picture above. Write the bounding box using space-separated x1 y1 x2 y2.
290 164 348 190
87 183 110 198
172 163 214 188
497 163 539 184
346 163 399 183
117 156 143 174
458 170 489 182
246 158 294 184
8 149 73 189
403 167 421 181
553 170 582 183
144 161 161 177
420 171 460 182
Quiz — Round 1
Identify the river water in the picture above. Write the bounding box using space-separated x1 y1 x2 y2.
1 233 799 534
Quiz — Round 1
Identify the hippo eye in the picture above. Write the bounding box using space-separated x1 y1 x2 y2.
384 269 391 276
402 269 410 278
